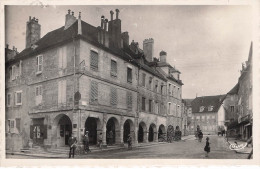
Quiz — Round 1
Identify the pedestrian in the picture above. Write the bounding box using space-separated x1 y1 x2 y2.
84 131 91 153
127 134 132 150
68 135 77 158
204 137 210 157
98 132 103 149
198 130 203 142
108 130 113 145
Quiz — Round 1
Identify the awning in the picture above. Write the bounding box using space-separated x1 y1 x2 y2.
244 123 252 127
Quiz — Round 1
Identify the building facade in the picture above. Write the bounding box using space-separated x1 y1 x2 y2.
189 95 225 135
5 9 184 151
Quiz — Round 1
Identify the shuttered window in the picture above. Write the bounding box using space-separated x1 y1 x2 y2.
142 73 146 87
110 60 117 77
7 93 11 107
127 67 132 83
15 91 22 105
142 97 146 111
110 87 117 106
36 55 43 73
154 80 158 92
127 92 132 109
90 50 98 71
90 81 98 103
58 80 66 104
149 100 152 112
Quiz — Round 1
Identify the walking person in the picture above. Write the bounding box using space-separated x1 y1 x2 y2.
198 130 203 142
68 135 77 158
127 134 132 150
98 132 103 149
204 137 210 157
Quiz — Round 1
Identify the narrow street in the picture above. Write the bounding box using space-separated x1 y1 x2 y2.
76 135 248 159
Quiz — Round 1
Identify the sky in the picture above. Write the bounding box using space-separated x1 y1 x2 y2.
5 5 252 99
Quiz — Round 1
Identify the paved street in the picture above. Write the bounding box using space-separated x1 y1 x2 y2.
77 135 248 159
6 135 249 159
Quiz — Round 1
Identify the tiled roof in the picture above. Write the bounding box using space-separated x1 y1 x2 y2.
191 95 226 113
6 19 167 81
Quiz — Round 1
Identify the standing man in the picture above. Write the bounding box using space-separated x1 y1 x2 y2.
84 131 91 153
68 135 77 158
127 134 132 150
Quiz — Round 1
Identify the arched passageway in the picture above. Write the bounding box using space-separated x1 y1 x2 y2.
158 124 166 142
123 119 134 143
138 122 147 143
106 117 119 145
167 125 174 142
85 117 101 145
148 123 156 142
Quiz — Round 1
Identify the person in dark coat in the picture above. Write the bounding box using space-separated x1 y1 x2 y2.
68 136 77 158
204 137 210 157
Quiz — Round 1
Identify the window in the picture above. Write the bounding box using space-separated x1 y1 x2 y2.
154 80 158 92
35 85 42 105
127 67 132 83
15 91 22 105
110 87 117 106
155 101 159 114
148 77 152 89
149 100 152 112
177 105 180 117
11 65 16 80
127 92 132 109
142 73 146 87
199 106 204 112
230 106 235 112
168 84 171 95
142 97 146 111
7 93 11 107
58 80 66 104
110 60 117 77
90 81 98 103
168 102 171 114
36 55 43 74
161 84 164 94
90 50 98 71
208 106 213 111
58 46 67 69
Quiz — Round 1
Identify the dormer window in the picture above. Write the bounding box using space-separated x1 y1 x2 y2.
208 106 214 111
199 106 204 112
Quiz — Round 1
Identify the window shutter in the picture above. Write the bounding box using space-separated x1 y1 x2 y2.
43 125 48 139
62 80 67 103
110 87 117 106
111 60 117 77
58 81 62 104
30 125 34 139
39 55 43 72
62 46 67 68
90 81 98 103
15 118 21 132
127 68 132 83
90 51 98 70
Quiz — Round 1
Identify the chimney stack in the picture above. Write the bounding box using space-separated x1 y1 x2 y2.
115 9 119 19
110 10 114 21
143 38 154 62
104 19 108 31
26 16 41 48
64 9 77 30
121 32 129 47
160 50 167 63
101 15 104 29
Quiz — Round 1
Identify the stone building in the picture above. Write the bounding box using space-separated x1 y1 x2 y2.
5 9 184 151
224 42 252 140
189 95 225 135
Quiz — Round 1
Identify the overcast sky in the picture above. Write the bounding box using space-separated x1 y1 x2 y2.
5 5 252 99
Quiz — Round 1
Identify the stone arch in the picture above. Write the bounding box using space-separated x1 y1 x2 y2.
148 123 157 142
123 119 135 143
84 117 102 145
52 114 72 147
106 117 120 145
167 125 174 142
138 121 147 143
158 124 166 141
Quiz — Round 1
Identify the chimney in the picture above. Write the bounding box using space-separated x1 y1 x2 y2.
121 32 129 47
26 16 41 48
115 9 119 19
108 9 122 48
64 9 77 30
110 10 114 21
78 12 82 35
101 15 104 29
143 38 154 62
104 19 108 31
160 50 167 63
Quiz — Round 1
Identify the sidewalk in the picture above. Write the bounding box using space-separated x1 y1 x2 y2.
225 137 252 154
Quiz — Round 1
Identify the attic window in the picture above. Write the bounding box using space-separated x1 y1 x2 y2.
208 106 214 111
199 106 204 112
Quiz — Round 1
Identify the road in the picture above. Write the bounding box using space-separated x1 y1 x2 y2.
6 135 248 159
77 135 248 159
